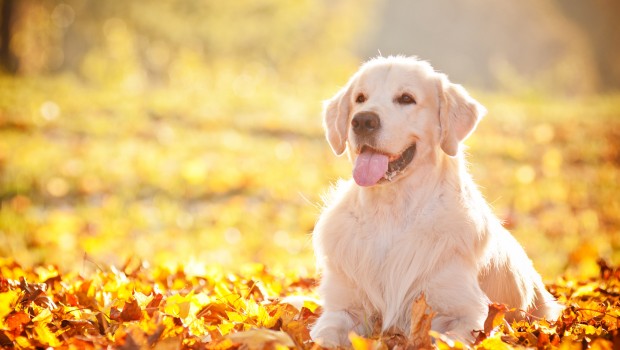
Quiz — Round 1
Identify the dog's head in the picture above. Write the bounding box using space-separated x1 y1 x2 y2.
323 56 486 187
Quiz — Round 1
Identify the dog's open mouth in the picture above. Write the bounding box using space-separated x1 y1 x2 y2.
353 143 417 187
385 143 417 181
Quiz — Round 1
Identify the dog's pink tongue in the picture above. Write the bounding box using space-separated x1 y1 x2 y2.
353 150 389 187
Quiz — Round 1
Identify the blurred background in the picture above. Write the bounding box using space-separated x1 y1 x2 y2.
0 0 618 278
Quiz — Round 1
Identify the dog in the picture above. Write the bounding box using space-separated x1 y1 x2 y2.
309 56 563 347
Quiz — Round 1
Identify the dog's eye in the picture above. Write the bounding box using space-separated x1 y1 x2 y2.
397 93 416 105
355 94 366 103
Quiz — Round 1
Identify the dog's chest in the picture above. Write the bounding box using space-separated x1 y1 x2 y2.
333 207 421 281
351 214 405 257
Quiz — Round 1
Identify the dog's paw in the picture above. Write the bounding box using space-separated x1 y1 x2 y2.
431 315 478 345
310 310 356 347
310 327 350 348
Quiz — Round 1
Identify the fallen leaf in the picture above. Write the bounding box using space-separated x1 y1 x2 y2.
205 337 234 350
0 290 20 321
349 332 379 350
5 311 29 337
409 293 435 349
146 293 164 317
0 331 12 347
227 328 294 350
120 298 143 322
33 322 61 347
484 303 509 334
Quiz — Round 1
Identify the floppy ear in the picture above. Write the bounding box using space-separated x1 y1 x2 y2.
438 75 487 156
323 81 354 156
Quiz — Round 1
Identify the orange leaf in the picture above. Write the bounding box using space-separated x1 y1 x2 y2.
483 303 509 334
206 337 234 350
6 311 30 337
409 293 435 349
65 293 79 307
198 302 229 323
283 320 310 344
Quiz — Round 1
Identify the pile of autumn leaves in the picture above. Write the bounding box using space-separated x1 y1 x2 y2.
0 258 618 349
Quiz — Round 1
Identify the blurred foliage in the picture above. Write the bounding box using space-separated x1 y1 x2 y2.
469 94 620 278
4 0 369 80
0 0 618 279
0 0 375 273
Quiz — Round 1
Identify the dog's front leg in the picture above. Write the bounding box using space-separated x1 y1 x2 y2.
311 310 356 347
310 270 362 347
425 259 489 344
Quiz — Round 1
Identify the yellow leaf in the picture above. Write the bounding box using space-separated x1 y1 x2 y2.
34 266 59 282
218 322 235 335
133 291 154 309
0 290 20 321
15 336 31 348
259 305 281 329
349 332 381 350
583 324 598 335
572 283 596 298
429 331 466 350
303 299 320 313
225 310 246 323
187 318 210 337
273 344 290 350
214 283 245 310
32 308 53 323
477 331 511 350
164 293 192 319
244 298 259 318
33 322 61 347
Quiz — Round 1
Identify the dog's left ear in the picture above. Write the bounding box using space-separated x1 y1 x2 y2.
323 80 354 156
438 74 487 156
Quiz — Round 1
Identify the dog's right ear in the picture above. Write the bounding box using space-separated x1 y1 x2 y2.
437 74 486 157
323 81 354 156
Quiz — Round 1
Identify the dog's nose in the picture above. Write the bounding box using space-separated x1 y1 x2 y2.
351 112 380 135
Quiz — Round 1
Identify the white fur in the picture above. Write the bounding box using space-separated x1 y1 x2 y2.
310 56 563 347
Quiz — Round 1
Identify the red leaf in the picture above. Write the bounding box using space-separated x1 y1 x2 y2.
145 293 163 317
110 307 122 321
119 299 142 322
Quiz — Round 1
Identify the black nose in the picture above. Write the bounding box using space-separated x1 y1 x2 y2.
351 112 380 136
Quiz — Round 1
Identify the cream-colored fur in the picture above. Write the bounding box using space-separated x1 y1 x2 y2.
310 56 563 347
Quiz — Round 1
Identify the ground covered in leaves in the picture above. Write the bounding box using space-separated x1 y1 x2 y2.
1 258 619 349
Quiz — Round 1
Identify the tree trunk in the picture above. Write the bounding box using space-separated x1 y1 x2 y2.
0 0 17 73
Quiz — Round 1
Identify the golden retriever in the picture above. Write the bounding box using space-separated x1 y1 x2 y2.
310 56 563 346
